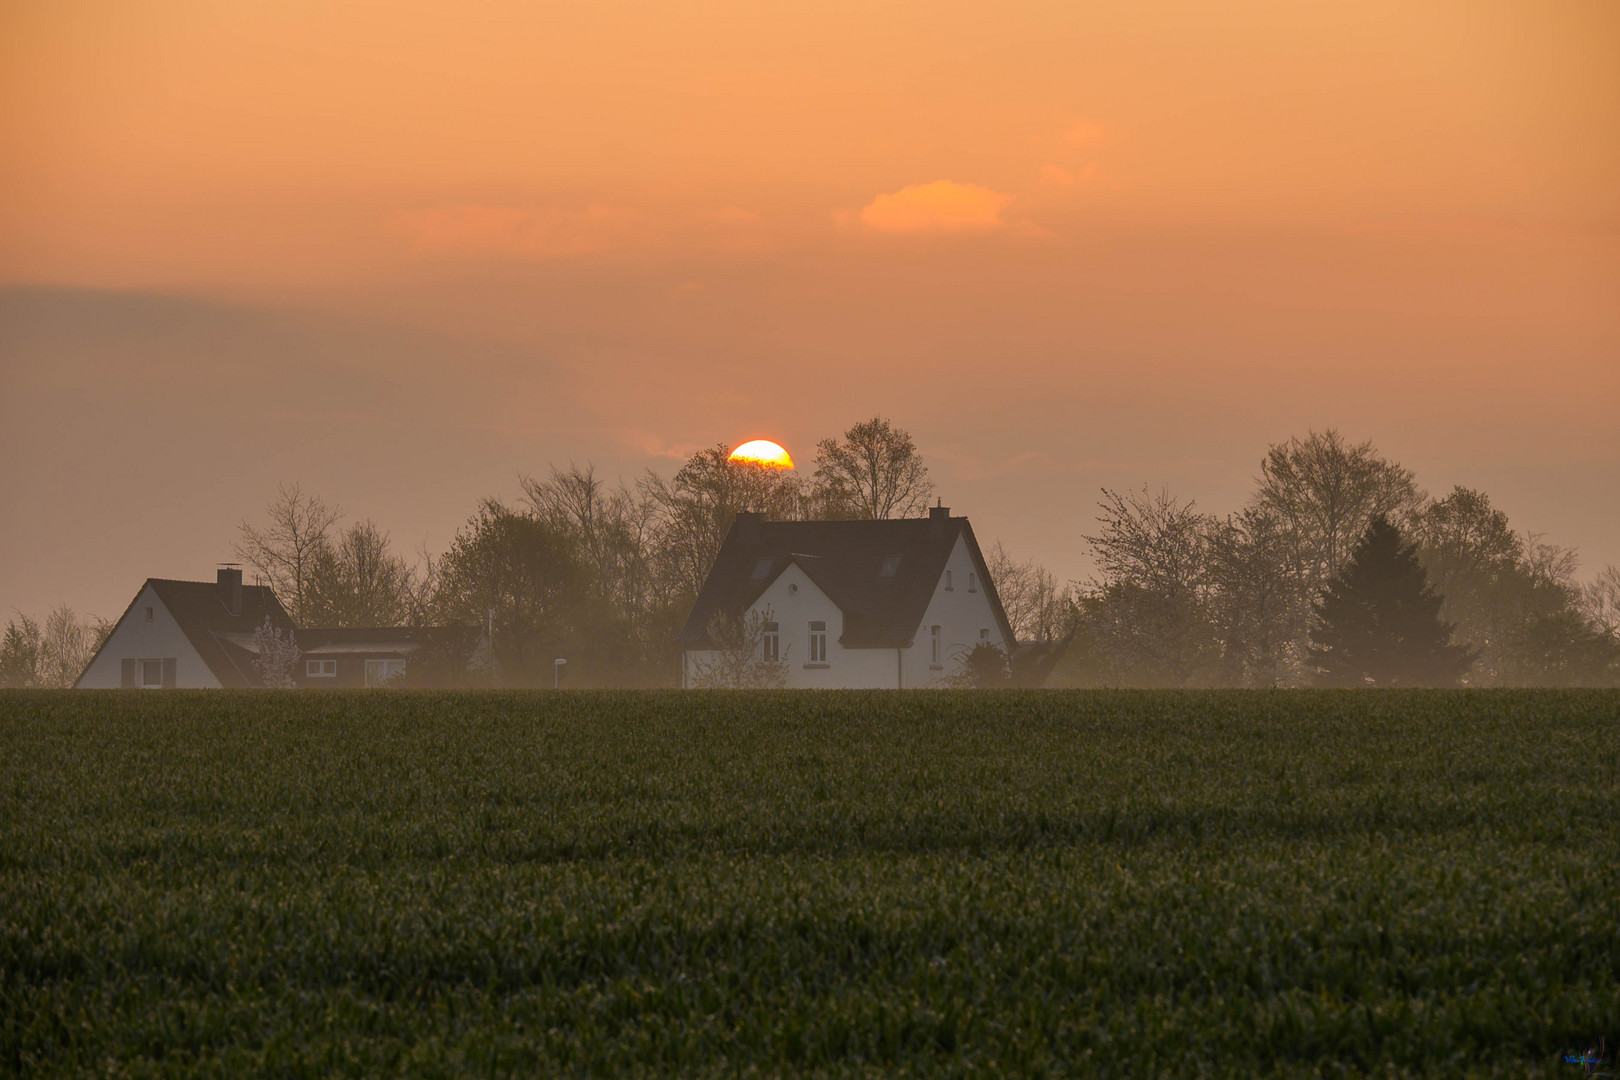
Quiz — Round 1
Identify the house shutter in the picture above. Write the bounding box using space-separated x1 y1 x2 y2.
120 659 136 688
161 658 177 688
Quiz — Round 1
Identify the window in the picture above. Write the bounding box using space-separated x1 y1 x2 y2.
808 621 827 664
141 660 163 687
944 570 953 590
144 606 154 622
306 659 337 678
761 621 779 663
750 557 774 580
930 625 941 666
968 573 978 593
878 555 902 578
980 628 990 641
364 659 406 687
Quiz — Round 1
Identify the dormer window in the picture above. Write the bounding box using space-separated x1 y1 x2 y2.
750 557 774 580
878 555 901 578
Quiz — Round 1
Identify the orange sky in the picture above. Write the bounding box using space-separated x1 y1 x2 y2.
2 0 1617 620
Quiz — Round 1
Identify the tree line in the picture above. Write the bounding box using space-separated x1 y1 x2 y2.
0 606 112 689
1063 430 1620 687
3 422 1616 688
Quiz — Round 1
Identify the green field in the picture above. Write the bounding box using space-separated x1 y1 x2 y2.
2 690 1617 1077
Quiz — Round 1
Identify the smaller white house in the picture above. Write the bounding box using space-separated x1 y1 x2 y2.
77 567 469 689
676 506 1015 688
76 568 295 688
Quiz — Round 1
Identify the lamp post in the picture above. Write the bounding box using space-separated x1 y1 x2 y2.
553 657 567 689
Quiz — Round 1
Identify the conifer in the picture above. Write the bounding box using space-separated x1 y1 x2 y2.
1310 516 1474 686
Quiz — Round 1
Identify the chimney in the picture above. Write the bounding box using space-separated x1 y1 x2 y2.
929 502 951 539
734 510 765 546
217 565 243 615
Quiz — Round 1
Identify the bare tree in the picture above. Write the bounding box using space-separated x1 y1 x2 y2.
985 541 1073 644
1255 430 1424 591
812 417 933 520
523 463 666 651
40 604 96 688
1582 565 1620 639
1084 486 1214 599
1405 488 1564 684
234 484 341 622
1075 486 1224 686
687 608 790 688
1206 505 1308 686
1521 531 1580 596
643 445 804 605
1410 486 1523 585
301 520 415 627
251 616 301 689
1 607 109 688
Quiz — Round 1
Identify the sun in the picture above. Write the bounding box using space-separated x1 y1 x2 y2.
728 439 795 470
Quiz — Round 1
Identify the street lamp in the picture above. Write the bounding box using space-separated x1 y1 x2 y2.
553 657 567 689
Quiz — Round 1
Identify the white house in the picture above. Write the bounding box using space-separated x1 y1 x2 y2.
75 567 453 688
76 568 295 688
676 506 1016 688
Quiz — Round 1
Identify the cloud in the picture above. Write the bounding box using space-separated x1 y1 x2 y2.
858 181 1015 233
389 203 640 257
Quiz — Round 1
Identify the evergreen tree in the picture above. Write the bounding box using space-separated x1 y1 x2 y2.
1309 516 1474 687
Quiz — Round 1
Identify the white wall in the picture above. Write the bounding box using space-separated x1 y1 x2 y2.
686 563 902 688
904 533 1009 688
75 583 221 688
752 563 900 688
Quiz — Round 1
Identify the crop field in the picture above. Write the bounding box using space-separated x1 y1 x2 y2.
2 690 1617 1078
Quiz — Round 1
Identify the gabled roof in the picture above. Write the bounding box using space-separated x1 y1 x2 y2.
675 512 1016 649
146 578 295 687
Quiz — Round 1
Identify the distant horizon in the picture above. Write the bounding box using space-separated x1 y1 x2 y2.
3 284 1615 625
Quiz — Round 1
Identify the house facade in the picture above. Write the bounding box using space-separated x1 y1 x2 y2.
75 567 453 688
76 569 295 688
676 506 1015 688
